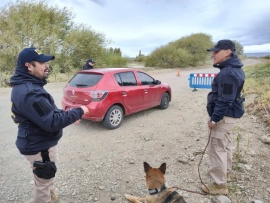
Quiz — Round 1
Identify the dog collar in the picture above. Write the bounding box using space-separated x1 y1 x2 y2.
148 184 167 195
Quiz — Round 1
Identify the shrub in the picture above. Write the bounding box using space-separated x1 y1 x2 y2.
103 53 129 67
146 33 213 68
170 33 213 66
145 45 191 68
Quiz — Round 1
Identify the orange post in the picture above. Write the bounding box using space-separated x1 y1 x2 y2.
177 70 181 77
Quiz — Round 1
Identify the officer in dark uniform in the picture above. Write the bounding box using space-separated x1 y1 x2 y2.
82 58 95 70
10 47 89 203
201 40 245 195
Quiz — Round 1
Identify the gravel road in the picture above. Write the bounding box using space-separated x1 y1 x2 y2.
0 59 269 203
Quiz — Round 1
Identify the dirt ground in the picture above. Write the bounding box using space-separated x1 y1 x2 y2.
0 59 269 203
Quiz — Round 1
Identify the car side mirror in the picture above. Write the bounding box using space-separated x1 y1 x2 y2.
155 80 161 85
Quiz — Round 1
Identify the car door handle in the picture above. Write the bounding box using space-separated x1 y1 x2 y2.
144 89 148 93
122 92 127 96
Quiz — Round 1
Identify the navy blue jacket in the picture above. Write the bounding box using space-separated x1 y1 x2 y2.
10 67 84 155
207 53 245 123
82 63 94 70
83 64 94 70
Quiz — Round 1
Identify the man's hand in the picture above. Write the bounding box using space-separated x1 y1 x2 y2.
73 106 89 124
208 120 216 129
80 106 89 115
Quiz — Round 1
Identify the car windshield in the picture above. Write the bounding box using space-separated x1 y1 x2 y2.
68 73 103 87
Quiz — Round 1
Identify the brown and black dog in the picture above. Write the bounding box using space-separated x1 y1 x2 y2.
125 162 187 203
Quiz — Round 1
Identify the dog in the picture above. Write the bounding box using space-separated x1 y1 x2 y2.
125 162 187 203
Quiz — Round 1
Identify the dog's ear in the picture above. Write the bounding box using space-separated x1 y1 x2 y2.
159 163 166 174
144 162 152 173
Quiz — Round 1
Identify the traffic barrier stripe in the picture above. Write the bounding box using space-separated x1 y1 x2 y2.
194 73 217 77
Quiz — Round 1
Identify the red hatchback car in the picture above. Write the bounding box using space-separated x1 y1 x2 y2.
62 68 171 129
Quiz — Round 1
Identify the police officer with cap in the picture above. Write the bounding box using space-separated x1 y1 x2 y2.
201 40 245 195
10 47 89 202
83 58 95 70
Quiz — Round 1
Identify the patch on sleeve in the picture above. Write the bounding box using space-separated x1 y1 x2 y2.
32 100 53 117
223 83 233 94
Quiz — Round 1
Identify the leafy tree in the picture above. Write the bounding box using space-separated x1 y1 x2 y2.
48 63 61 82
108 47 114 54
135 50 146 62
233 40 244 56
0 0 73 73
59 24 107 72
0 0 126 74
113 48 121 56
97 47 127 67
135 54 146 63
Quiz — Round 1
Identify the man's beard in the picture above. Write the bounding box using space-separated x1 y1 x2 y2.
43 69 49 79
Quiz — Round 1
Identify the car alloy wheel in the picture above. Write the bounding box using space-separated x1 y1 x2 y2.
102 105 123 130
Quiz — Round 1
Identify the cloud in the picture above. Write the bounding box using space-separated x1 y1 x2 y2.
244 43 270 53
1 0 270 56
89 0 105 6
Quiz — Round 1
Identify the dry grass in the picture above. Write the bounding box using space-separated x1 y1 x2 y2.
244 61 270 129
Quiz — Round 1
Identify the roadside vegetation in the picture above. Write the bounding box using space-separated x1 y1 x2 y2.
136 33 244 68
244 60 270 128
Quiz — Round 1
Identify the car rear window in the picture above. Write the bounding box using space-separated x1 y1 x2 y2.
68 73 103 87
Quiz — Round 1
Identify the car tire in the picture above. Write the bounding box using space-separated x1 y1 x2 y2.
102 105 123 129
159 92 169 109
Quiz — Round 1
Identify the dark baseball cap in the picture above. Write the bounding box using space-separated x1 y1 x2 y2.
87 58 95 63
207 40 236 52
17 47 55 66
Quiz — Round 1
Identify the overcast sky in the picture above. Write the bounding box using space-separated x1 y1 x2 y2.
2 0 270 57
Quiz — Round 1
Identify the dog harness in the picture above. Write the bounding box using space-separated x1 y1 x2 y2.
163 191 178 203
148 184 179 203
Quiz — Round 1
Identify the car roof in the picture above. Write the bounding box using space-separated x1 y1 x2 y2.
79 68 139 74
